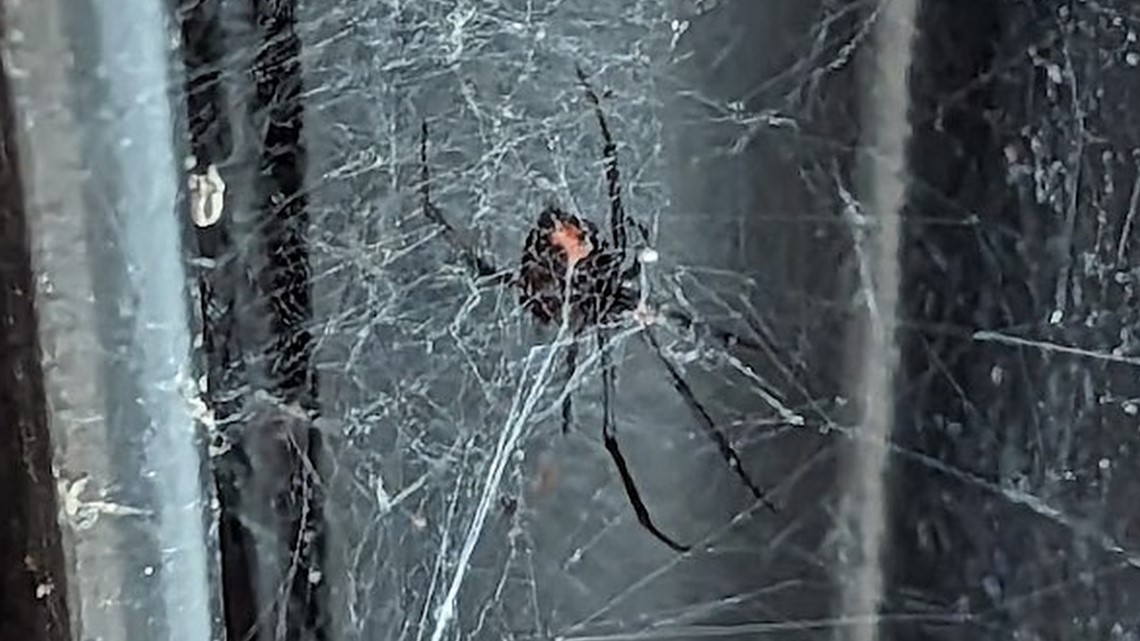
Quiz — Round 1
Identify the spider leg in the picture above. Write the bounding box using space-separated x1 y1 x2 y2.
575 66 653 264
419 120 508 283
657 305 813 427
597 330 691 552
641 328 780 513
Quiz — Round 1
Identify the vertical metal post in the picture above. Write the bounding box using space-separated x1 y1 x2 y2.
1 0 223 639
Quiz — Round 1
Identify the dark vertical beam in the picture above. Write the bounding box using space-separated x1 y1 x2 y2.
176 0 261 636
0 11 71 639
251 1 326 637
178 0 326 637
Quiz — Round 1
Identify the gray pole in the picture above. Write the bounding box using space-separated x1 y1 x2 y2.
1 0 222 639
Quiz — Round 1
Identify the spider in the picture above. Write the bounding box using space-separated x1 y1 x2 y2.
418 66 778 552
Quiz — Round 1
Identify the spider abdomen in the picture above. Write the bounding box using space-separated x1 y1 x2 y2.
518 206 624 327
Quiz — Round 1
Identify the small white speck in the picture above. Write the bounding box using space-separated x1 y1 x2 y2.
189 164 226 227
1049 309 1064 324
639 248 659 263
1045 63 1063 84
982 575 1002 600
375 477 392 513
1099 458 1111 470
1127 52 1140 66
567 547 583 565
143 566 155 576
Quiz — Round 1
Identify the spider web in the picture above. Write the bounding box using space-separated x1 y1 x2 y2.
193 0 1140 639
302 2 850 638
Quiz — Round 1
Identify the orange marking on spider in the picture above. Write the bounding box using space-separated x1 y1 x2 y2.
549 220 594 266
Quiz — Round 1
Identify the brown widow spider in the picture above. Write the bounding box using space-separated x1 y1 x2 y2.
418 66 778 552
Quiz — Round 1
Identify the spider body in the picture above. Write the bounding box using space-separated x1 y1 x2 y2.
417 67 778 553
519 206 630 328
